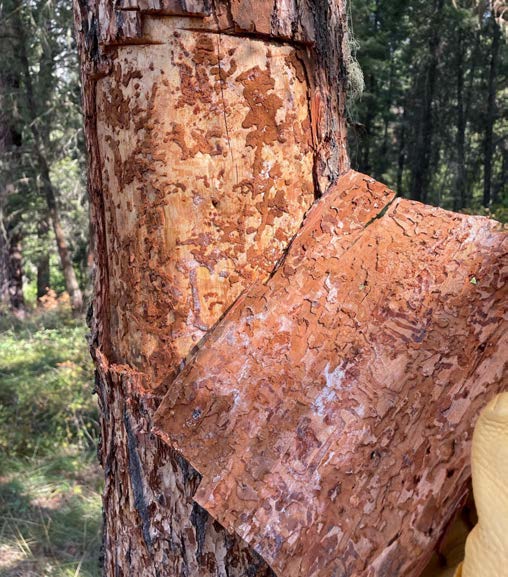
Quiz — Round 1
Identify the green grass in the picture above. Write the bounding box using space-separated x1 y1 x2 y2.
0 307 102 577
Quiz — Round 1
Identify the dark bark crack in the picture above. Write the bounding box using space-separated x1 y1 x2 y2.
124 407 153 551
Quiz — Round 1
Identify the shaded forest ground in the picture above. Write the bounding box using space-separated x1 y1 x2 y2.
0 306 101 577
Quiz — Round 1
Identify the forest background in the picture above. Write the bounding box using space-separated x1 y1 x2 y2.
0 1 506 576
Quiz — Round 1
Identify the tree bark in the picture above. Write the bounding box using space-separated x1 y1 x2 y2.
74 2 349 576
154 171 507 577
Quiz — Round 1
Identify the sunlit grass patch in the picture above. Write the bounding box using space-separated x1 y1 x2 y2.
0 308 97 458
0 452 102 577
0 307 101 577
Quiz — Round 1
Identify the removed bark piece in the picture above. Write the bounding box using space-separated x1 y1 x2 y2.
154 170 507 577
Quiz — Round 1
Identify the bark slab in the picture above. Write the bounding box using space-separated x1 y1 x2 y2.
155 170 507 577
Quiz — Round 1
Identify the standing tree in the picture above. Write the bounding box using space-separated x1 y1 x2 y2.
74 2 349 576
483 6 501 207
408 0 444 204
0 1 25 315
12 0 84 312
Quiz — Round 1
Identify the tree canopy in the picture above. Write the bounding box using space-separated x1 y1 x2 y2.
348 0 507 217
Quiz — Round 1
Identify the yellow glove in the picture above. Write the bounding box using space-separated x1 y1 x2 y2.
458 392 508 577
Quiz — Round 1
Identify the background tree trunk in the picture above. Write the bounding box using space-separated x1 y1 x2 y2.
13 2 84 313
0 126 12 310
36 219 51 302
74 2 350 576
454 27 466 212
409 0 444 203
0 55 24 315
7 229 25 315
483 10 501 208
0 199 12 310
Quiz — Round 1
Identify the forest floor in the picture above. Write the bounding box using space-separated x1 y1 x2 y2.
0 306 101 577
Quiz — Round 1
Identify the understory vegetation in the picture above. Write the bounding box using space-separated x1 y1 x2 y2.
0 306 101 577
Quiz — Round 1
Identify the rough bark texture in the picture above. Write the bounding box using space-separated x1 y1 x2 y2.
74 2 350 576
155 171 507 577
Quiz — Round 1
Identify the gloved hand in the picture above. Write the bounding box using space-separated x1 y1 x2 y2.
457 392 508 577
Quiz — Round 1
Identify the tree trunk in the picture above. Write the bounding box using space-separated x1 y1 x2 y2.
454 27 466 212
36 219 51 302
0 138 11 310
0 46 24 315
483 11 500 208
396 108 407 195
46 185 83 311
493 137 507 206
7 229 25 315
463 26 481 210
0 202 10 310
409 0 444 203
360 73 375 175
13 3 84 313
74 2 349 576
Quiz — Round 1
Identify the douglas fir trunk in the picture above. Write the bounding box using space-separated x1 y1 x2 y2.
74 2 349 576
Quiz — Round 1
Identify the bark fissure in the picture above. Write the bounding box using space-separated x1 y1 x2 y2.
124 407 153 551
177 26 313 46
190 502 209 560
213 29 238 186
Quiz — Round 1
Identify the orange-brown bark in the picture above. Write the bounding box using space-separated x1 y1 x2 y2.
73 1 350 576
155 171 507 577
95 22 315 384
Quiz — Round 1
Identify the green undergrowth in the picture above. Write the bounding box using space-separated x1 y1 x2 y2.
0 307 102 577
